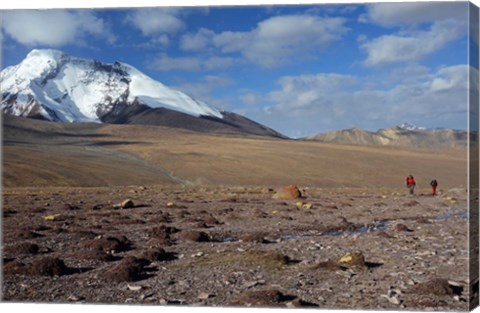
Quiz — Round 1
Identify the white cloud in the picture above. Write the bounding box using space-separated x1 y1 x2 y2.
174 75 233 111
239 91 264 106
153 35 171 47
152 54 238 71
212 15 348 68
203 56 238 70
126 8 185 36
361 2 467 27
358 2 468 67
176 14 347 68
180 28 215 51
153 54 201 71
268 73 357 111
362 20 466 67
241 65 470 136
430 65 469 92
1 10 115 46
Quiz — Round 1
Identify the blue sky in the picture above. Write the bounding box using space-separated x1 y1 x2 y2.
1 1 478 137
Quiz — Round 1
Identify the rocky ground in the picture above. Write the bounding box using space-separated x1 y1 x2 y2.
1 185 476 311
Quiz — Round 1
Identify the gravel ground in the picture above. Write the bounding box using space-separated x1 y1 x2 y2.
2 185 476 311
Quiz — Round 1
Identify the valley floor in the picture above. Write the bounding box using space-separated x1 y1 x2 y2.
2 184 476 310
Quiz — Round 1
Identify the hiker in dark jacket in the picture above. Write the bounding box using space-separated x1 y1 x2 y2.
430 179 438 196
406 175 416 195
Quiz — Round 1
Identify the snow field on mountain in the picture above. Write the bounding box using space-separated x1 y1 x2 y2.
1 49 224 122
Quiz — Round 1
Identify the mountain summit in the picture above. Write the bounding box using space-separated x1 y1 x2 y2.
1 49 284 137
397 122 426 131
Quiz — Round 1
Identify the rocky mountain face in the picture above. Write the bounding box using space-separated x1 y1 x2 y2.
304 124 468 149
1 49 285 138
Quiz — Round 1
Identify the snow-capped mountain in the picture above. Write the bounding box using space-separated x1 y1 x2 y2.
1 49 284 138
1 49 222 122
397 122 426 131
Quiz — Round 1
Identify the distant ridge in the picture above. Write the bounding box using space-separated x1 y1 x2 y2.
304 124 468 149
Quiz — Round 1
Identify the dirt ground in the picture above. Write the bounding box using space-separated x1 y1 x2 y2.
2 116 467 189
2 184 476 311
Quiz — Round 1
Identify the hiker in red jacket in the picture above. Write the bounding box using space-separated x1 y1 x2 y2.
430 179 438 196
406 175 416 195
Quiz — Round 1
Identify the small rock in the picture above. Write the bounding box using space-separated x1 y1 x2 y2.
394 224 413 232
381 294 401 305
337 251 366 268
286 299 303 308
139 292 154 301
335 270 356 279
121 199 135 209
113 199 135 209
67 295 85 302
302 203 313 209
245 280 265 288
43 214 62 221
198 292 212 300
127 284 142 291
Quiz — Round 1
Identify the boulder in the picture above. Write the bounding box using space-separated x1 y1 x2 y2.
272 185 302 200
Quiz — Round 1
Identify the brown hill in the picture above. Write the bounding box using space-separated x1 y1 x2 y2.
100 103 286 138
2 116 467 189
304 127 468 149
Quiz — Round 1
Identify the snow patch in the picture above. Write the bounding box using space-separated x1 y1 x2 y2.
397 122 426 131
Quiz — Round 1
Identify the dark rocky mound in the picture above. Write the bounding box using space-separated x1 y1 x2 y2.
102 256 150 282
407 278 463 296
82 235 131 253
180 231 210 242
141 248 177 262
29 257 68 276
231 289 318 308
6 243 40 255
101 103 286 138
